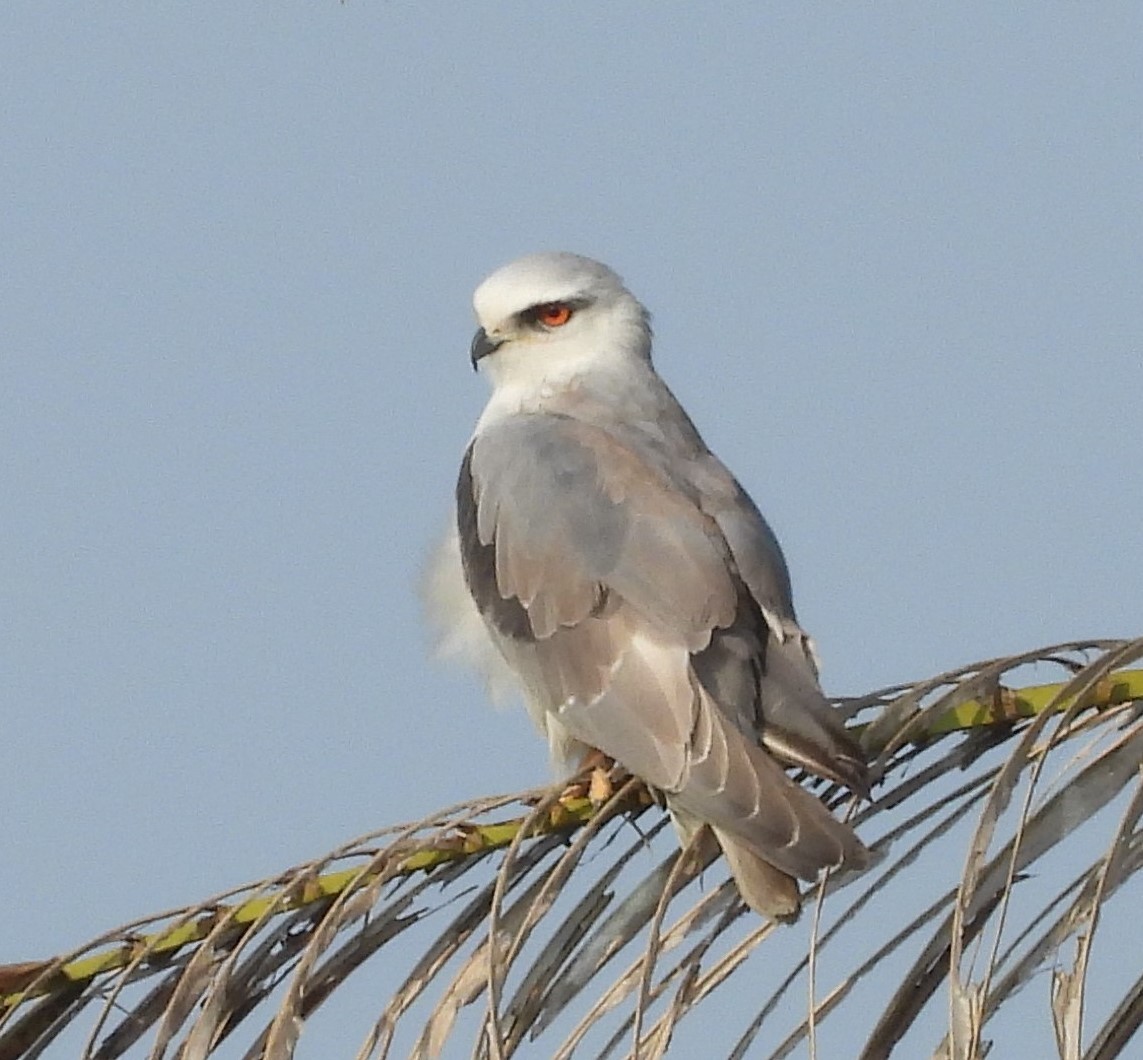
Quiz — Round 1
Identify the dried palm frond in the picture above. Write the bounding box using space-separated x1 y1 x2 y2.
2 639 1141 1059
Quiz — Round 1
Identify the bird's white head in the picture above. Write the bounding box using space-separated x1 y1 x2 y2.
469 253 652 396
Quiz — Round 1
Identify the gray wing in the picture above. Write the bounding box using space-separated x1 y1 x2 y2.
457 413 867 883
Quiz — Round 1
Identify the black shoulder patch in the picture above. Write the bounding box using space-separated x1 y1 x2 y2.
456 446 535 641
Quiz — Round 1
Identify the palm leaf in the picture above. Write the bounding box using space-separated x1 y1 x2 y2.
2 639 1141 1059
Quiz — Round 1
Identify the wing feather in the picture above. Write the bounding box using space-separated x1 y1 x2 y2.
464 415 736 644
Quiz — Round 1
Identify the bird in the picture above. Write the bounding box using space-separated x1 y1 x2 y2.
425 252 870 919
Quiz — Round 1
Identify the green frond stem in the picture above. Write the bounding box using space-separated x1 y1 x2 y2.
924 669 1143 737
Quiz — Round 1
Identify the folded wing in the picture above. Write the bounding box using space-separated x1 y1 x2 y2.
457 413 869 914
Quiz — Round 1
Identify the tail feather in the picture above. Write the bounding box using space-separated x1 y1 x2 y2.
712 827 803 921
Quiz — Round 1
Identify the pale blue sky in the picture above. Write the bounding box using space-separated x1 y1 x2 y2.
2 3 1140 1056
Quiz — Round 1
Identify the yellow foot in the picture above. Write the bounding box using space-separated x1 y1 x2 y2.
588 765 614 805
560 748 621 804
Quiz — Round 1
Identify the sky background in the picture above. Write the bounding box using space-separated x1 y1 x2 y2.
2 3 1141 1057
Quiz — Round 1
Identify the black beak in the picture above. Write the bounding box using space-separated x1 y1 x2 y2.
470 327 504 369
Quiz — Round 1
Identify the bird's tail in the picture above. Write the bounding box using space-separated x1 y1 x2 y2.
671 812 807 921
711 826 804 920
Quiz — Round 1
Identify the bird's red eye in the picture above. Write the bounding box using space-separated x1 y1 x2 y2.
535 302 573 327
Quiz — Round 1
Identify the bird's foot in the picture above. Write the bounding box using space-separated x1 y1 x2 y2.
561 749 623 806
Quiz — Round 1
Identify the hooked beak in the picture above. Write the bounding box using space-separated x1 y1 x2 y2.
470 327 504 369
